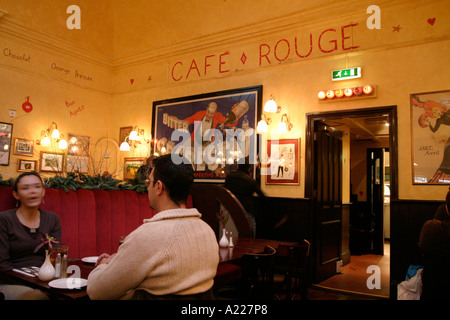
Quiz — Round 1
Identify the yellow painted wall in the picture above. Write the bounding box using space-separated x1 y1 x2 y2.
0 0 449 201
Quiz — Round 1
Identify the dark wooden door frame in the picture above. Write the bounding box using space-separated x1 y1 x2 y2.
305 106 398 201
305 106 398 283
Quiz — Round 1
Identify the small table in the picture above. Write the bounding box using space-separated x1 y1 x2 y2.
219 237 299 264
0 260 94 300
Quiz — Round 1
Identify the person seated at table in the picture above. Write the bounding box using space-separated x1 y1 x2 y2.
136 155 156 183
87 154 219 300
418 189 450 300
0 171 62 300
433 187 450 220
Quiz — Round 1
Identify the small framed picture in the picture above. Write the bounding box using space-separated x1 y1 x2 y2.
265 138 300 185
119 127 133 144
14 138 34 157
123 157 146 180
66 155 89 173
17 159 37 172
40 151 65 173
0 122 13 166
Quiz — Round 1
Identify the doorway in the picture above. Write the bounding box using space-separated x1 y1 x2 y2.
305 106 398 298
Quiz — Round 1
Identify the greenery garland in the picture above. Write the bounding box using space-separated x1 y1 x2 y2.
0 172 148 193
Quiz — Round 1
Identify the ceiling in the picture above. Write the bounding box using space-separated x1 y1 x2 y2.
323 115 390 142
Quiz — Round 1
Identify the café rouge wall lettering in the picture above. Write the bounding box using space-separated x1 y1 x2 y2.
170 23 360 82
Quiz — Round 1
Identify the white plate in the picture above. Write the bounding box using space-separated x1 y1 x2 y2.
81 256 99 264
48 278 87 289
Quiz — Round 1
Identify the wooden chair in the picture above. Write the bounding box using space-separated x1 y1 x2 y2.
273 239 311 300
190 183 254 238
239 245 277 300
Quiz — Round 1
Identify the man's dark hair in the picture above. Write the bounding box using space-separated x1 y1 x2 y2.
152 154 194 205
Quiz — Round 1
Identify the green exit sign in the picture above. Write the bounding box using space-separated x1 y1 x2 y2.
332 67 361 81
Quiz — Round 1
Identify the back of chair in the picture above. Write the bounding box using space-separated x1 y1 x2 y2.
191 183 254 238
240 245 277 300
274 239 311 300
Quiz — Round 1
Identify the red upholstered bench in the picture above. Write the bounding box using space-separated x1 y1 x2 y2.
0 185 160 259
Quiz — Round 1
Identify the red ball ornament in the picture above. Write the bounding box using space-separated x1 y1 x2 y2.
335 89 344 98
326 90 335 99
344 88 353 97
353 87 363 95
318 91 326 100
363 85 373 94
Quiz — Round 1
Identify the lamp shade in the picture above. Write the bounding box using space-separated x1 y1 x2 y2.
278 121 287 134
257 119 268 133
41 136 51 146
51 129 60 139
58 139 68 149
129 130 138 140
264 99 277 113
120 141 131 151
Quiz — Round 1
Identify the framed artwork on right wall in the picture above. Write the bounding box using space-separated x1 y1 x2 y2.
410 89 450 184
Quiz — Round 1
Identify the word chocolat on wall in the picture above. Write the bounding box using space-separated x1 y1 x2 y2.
3 48 31 62
170 23 360 82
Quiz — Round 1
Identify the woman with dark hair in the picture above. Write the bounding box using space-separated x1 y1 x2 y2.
0 171 61 299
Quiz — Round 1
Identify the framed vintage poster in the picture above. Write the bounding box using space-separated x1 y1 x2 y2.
411 90 450 184
0 122 13 166
265 138 300 185
124 157 146 181
17 159 37 172
39 151 64 173
152 86 262 183
14 138 34 157
119 127 133 144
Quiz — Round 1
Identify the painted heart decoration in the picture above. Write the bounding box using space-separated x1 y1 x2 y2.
427 18 436 26
130 79 134 85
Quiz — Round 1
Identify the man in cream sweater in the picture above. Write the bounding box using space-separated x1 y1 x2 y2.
87 155 219 300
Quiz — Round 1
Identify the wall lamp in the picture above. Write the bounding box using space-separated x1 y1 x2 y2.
119 126 151 151
264 94 278 113
259 95 294 134
278 113 293 134
36 122 67 149
256 114 272 133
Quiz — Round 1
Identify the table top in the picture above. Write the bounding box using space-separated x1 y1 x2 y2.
0 259 95 300
219 237 299 264
0 237 298 299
